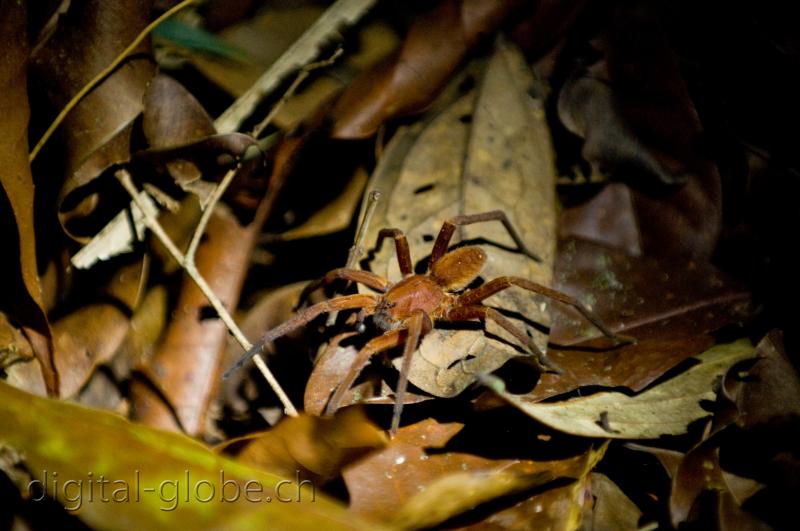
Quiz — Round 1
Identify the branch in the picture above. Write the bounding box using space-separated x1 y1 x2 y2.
213 0 377 134
116 168 298 417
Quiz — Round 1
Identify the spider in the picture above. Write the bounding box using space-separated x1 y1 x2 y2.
225 210 625 433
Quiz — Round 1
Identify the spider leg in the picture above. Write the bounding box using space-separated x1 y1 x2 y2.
324 328 404 416
223 293 378 378
376 228 413 277
429 210 541 267
300 268 390 303
458 276 630 344
445 305 560 373
391 310 430 434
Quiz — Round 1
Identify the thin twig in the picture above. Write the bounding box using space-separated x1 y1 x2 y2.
29 0 200 162
214 0 377 134
116 169 298 417
249 47 343 139
325 190 381 326
185 167 238 262
347 190 382 269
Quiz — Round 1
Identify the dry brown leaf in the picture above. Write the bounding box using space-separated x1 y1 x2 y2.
273 167 367 241
0 1 57 395
53 257 148 398
217 407 387 483
331 0 524 138
187 7 398 131
141 73 217 201
556 5 722 259
131 131 309 435
31 0 156 240
485 340 755 439
587 473 643 531
130 206 259 434
456 448 607 531
357 38 556 400
515 237 751 402
344 418 606 528
110 285 169 378
304 332 360 416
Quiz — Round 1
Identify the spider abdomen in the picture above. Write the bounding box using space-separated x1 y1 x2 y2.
430 246 487 291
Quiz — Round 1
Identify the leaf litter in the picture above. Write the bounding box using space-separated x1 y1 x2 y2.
0 1 796 529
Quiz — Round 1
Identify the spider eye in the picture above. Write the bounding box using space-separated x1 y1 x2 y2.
356 322 367 333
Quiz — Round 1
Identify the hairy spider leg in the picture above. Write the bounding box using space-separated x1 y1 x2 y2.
375 228 413 277
458 276 631 344
429 210 542 267
223 293 379 379
324 328 405 416
445 305 560 373
390 310 431 434
300 268 389 303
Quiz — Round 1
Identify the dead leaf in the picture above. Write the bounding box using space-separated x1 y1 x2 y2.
141 73 218 202
130 206 259 434
556 4 722 259
485 339 756 439
665 331 800 528
344 418 606 528
0 0 57 395
53 257 147 399
131 131 310 435
516 237 751 402
332 0 524 138
31 0 157 240
304 332 360 415
455 447 607 531
186 6 398 130
357 38 557 401
0 379 381 530
588 473 642 531
110 285 168 378
391 468 553 531
217 407 387 483
272 167 367 241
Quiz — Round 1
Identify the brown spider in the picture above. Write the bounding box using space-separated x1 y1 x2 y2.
225 211 623 433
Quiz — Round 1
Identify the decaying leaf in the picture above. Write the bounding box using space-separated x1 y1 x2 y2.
357 38 557 401
31 0 157 240
516 237 751 402
452 440 608 531
130 206 259 434
390 468 552 531
331 0 524 138
556 4 722 259
665 331 800 528
217 407 387 483
587 473 643 531
0 0 57 396
272 167 368 241
344 418 607 528
0 379 380 530
53 257 148 398
486 339 756 439
304 332 360 415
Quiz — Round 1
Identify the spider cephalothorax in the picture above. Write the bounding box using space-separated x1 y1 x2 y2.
226 211 624 433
